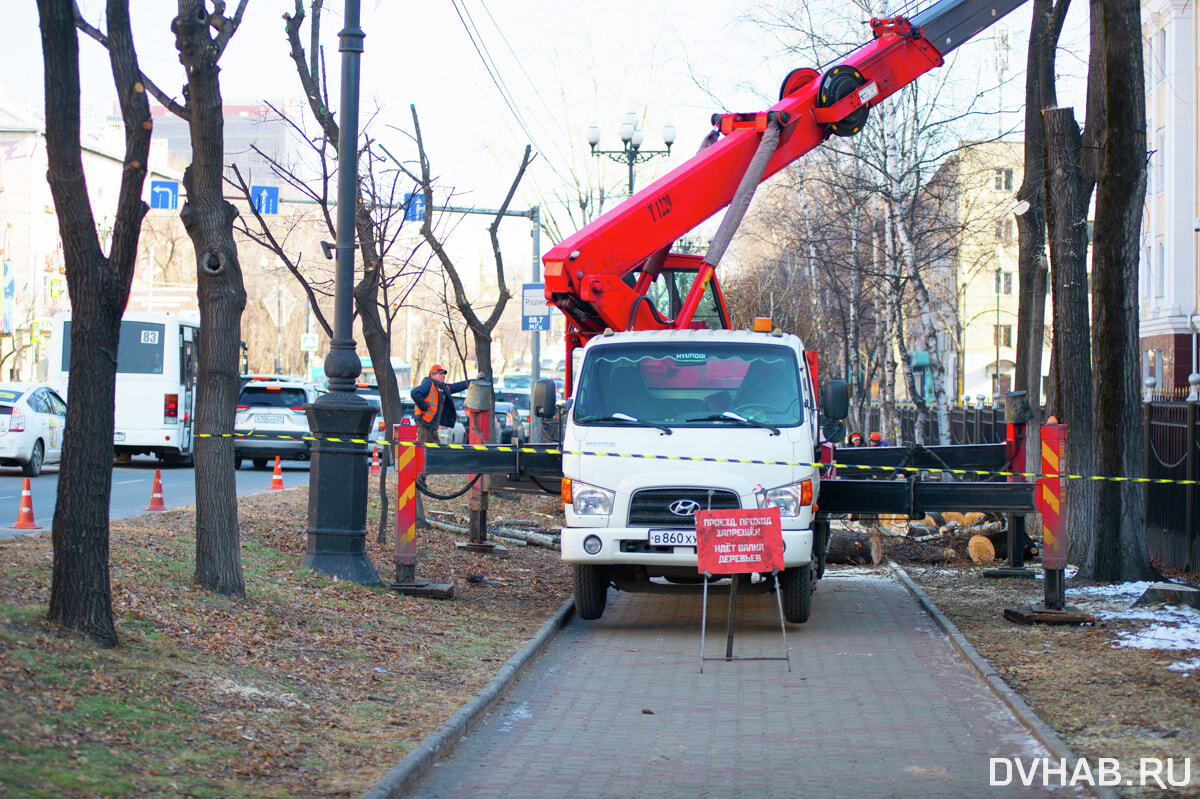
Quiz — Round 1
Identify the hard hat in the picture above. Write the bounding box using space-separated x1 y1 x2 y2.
429 364 447 376
869 432 882 442
849 432 863 443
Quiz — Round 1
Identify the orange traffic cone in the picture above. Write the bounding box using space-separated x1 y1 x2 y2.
10 478 40 530
269 456 285 490
369 446 381 475
146 469 167 511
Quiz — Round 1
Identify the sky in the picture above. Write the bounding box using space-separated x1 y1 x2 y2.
2 0 1091 271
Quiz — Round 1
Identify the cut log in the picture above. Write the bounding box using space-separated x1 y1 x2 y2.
826 528 882 565
968 535 996 564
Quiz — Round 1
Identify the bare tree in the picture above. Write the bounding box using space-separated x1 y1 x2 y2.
39 0 151 645
1087 0 1155 581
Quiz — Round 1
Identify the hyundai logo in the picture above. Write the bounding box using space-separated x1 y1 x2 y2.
668 499 702 517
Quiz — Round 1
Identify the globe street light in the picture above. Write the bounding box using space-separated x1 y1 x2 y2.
588 111 675 196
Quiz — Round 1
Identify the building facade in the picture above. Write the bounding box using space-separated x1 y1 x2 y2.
1142 0 1198 393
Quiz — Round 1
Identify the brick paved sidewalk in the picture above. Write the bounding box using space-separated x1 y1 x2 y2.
406 569 1073 798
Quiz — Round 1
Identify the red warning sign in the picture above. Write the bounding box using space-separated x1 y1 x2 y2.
695 508 785 575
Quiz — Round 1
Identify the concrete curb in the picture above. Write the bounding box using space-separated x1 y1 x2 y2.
889 562 1119 799
361 598 575 799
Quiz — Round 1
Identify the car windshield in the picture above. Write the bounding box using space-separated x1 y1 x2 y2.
239 386 309 408
573 342 803 429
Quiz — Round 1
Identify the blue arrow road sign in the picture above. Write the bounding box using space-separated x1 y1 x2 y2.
251 185 280 215
149 180 178 210
403 192 425 222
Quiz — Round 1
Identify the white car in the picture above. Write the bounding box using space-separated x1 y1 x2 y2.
0 383 67 477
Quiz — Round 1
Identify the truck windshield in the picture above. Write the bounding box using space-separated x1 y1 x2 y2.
573 342 803 429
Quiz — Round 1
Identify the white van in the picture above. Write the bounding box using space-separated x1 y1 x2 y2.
559 328 821 622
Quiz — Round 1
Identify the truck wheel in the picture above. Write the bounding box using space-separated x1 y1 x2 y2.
779 564 813 624
573 565 610 620
252 458 268 470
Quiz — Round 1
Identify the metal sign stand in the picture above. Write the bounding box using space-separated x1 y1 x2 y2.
699 571 791 673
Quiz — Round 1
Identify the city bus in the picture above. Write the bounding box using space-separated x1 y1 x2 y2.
49 311 199 464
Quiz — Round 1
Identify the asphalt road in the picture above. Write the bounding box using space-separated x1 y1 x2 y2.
0 456 311 537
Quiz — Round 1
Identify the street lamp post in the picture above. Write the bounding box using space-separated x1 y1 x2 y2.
303 0 380 587
587 112 675 196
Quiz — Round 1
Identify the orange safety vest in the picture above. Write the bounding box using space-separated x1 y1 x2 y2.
416 383 441 426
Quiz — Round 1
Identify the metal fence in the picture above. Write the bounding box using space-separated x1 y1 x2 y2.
1145 401 1199 571
876 400 1199 572
863 403 1011 446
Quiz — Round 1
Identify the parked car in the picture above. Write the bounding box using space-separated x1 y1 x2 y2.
0 383 67 477
233 377 320 469
494 400 522 444
441 396 467 445
495 391 531 439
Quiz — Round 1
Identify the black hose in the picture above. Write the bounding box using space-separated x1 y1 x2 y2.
416 474 482 500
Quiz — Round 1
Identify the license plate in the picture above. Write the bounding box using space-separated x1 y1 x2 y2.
113 432 125 442
649 529 696 547
255 414 285 425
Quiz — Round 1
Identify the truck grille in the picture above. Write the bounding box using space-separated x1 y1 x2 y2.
627 488 740 527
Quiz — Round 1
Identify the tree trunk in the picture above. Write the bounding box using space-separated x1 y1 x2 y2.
175 0 247 597
1087 0 1154 581
826 528 882 565
1043 107 1096 566
41 0 151 646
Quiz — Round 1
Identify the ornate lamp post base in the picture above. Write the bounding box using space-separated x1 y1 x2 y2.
304 392 380 586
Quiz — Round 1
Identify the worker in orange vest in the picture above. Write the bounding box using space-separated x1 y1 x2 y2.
410 364 470 445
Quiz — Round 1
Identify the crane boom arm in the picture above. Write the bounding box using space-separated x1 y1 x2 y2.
543 0 1028 364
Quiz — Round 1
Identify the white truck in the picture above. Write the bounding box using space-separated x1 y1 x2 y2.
558 327 839 622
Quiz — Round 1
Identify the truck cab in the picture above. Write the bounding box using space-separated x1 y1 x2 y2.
560 327 821 621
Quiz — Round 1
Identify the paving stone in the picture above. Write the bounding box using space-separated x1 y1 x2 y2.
407 570 1068 798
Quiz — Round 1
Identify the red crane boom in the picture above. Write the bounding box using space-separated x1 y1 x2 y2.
543 0 1029 392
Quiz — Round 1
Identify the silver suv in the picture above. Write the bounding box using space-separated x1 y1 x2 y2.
234 377 320 469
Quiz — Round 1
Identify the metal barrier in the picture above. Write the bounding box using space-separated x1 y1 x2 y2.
1145 401 1199 571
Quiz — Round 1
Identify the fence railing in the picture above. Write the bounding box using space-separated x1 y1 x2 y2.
879 400 1198 571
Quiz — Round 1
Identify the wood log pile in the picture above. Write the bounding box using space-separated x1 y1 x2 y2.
829 512 1036 566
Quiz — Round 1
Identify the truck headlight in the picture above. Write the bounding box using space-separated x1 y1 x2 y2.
759 479 813 517
572 482 615 516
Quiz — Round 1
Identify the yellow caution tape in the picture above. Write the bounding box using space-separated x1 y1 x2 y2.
193 432 1200 486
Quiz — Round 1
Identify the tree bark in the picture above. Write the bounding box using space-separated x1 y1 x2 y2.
40 0 151 646
1043 107 1096 566
1087 0 1155 581
174 0 247 596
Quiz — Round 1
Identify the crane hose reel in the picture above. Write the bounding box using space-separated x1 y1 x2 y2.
816 65 870 137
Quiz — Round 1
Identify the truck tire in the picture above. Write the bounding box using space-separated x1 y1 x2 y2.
779 564 813 624
573 564 610 620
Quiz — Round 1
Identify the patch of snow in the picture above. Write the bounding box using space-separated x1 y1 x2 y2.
1112 608 1200 651
1067 580 1157 599
1167 657 1200 674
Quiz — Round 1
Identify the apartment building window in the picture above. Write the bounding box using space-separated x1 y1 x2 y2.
994 325 1012 348
994 218 1014 241
1142 246 1151 298
1158 28 1167 83
994 271 1013 295
1156 240 1166 296
1145 36 1154 85
994 168 1014 191
1155 131 1165 193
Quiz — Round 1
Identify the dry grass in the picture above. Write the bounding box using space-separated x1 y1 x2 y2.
0 476 570 798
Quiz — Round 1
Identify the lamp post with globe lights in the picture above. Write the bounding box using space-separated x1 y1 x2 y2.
587 112 675 196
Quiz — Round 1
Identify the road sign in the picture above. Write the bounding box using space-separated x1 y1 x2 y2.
522 283 549 331
403 192 425 222
150 180 178 210
695 508 784 575
251 185 280 215
300 333 318 352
